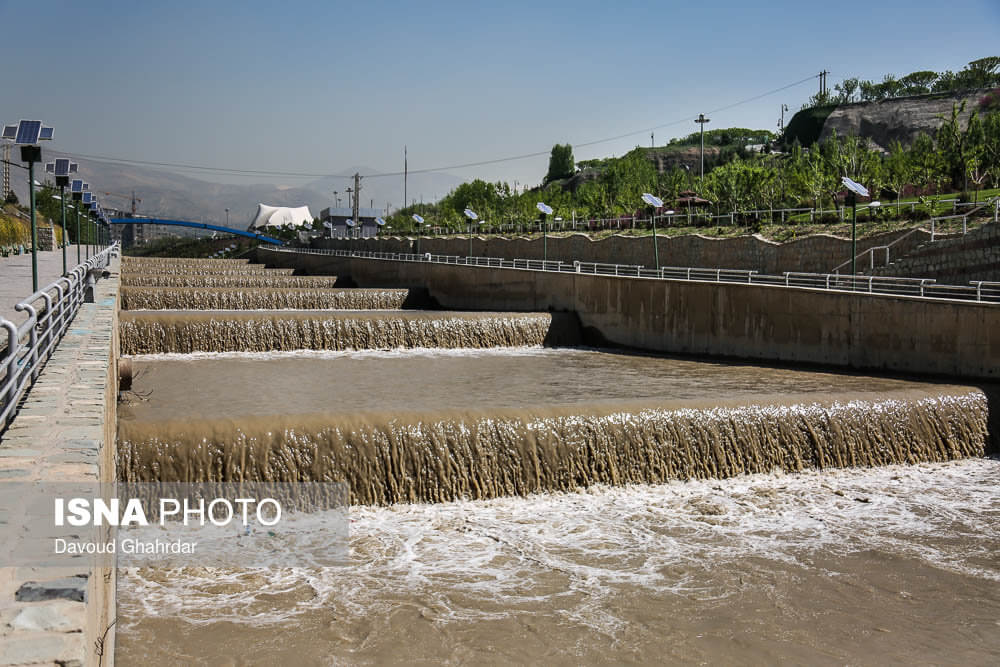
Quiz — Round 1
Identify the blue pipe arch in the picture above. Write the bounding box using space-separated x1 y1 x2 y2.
109 217 285 245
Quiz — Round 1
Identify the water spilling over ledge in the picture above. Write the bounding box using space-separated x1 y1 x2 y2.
118 389 989 504
120 274 340 288
120 286 414 311
123 257 292 275
120 311 578 354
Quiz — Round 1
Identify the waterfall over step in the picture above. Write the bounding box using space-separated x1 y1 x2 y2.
118 389 990 505
121 287 415 311
120 311 579 354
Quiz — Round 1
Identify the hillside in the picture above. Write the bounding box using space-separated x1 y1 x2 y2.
5 156 466 227
784 88 992 148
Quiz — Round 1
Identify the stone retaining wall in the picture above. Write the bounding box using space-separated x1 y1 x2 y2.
871 222 1000 283
0 257 120 666
314 227 931 276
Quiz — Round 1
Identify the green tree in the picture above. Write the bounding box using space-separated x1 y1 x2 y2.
544 144 575 183
936 102 979 191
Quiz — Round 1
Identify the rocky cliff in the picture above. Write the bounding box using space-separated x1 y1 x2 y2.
787 89 992 149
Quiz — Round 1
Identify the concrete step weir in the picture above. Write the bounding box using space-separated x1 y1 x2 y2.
120 286 417 311
120 310 580 354
121 274 340 289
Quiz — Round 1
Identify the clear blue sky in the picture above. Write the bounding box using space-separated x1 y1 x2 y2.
1 0 998 189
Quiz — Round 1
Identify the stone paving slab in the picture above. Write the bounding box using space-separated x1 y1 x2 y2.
0 245 88 326
0 255 119 666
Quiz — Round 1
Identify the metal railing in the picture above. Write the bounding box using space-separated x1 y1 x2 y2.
268 246 1000 304
1 243 119 431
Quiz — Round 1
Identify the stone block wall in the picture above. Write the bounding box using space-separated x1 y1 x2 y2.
871 223 1000 283
314 227 930 276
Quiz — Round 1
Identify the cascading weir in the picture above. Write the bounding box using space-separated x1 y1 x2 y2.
119 310 580 353
123 257 292 275
121 274 340 288
120 286 415 310
118 389 990 505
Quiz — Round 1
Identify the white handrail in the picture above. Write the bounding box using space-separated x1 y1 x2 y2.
266 245 999 304
1 243 119 431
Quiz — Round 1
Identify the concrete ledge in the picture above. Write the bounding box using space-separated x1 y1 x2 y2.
0 256 120 666
259 248 1000 380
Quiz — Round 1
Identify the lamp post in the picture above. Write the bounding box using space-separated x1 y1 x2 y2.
3 120 54 292
695 114 710 183
536 202 553 262
225 208 230 227
641 193 664 270
463 208 478 258
869 200 881 223
412 214 424 255
842 177 870 277
45 159 77 275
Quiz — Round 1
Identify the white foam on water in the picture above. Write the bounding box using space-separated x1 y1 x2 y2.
118 458 1000 635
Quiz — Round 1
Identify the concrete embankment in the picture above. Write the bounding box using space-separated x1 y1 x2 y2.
258 248 1000 380
0 256 120 667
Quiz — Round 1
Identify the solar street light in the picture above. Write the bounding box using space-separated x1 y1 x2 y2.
536 202 553 261
841 176 871 276
463 209 479 257
641 193 664 270
45 159 78 274
3 120 54 291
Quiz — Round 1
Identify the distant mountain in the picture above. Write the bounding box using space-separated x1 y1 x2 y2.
8 153 466 227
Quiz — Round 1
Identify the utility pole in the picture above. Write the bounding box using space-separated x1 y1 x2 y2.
819 70 830 98
779 104 788 133
404 145 407 213
650 132 654 148
695 114 710 183
1 144 9 200
352 172 361 238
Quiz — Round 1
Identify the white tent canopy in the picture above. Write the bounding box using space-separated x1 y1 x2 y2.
247 204 314 230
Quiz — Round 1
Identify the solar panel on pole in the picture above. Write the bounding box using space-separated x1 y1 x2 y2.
38 127 54 141
45 163 55 173
71 180 83 193
69 163 78 173
1 126 16 140
14 121 41 145
54 158 70 176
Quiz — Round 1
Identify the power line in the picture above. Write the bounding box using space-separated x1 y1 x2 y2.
49 73 820 182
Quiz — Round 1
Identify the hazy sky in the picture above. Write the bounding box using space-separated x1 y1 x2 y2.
2 0 998 192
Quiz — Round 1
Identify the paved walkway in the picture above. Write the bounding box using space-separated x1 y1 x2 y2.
0 246 87 326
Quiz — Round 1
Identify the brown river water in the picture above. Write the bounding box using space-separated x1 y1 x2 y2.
115 349 999 664
116 459 1000 665
114 258 998 665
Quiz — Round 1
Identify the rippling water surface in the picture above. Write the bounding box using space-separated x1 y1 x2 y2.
117 459 1000 665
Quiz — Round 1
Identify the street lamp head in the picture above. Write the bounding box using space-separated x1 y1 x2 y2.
536 202 553 215
412 214 424 224
641 193 663 208
463 208 478 220
841 176 870 198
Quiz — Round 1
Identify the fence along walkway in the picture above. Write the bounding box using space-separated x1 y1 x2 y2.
1 244 119 431
270 246 1000 304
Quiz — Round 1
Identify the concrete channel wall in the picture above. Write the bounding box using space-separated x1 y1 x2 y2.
259 248 1000 380
0 258 120 666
